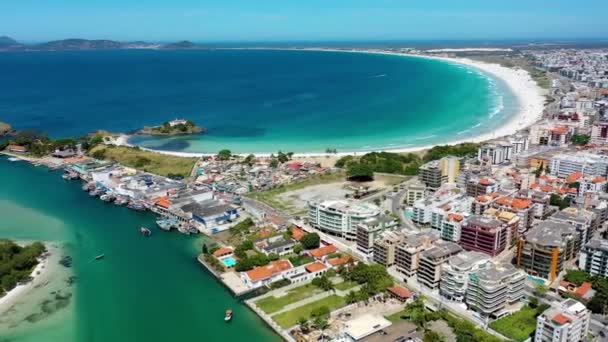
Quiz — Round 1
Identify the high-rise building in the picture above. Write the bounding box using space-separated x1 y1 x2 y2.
459 214 512 257
466 263 526 317
406 181 426 206
355 216 399 259
516 221 580 281
395 232 439 278
417 241 462 289
440 251 491 302
535 299 591 342
373 231 406 267
419 156 460 192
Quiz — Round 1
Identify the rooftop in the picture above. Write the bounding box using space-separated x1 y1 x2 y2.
343 314 392 340
524 221 578 247
422 241 462 261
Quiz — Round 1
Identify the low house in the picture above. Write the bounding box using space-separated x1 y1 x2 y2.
558 281 595 300
387 286 413 302
52 148 77 158
240 260 293 288
309 245 338 260
254 235 295 256
327 256 353 268
213 246 234 259
7 145 28 153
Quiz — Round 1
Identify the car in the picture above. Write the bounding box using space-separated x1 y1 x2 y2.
394 336 406 342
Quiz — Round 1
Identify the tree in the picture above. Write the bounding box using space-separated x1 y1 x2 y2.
424 331 446 342
347 162 374 182
564 270 590 286
202 244 209 254
528 296 539 309
268 253 279 261
269 158 279 168
297 317 310 334
300 233 320 249
312 275 334 291
217 149 232 161
293 243 304 254
571 134 590 146
313 316 329 331
535 284 549 295
277 151 289 163
346 290 358 304
335 155 354 168
244 154 255 166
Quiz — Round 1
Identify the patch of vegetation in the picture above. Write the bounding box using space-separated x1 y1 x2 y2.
144 120 203 135
562 270 608 314
256 284 322 314
247 171 345 213
571 134 590 146
0 240 46 297
341 263 393 302
88 145 197 177
564 269 591 286
230 217 255 236
288 254 314 267
300 233 320 249
271 295 346 328
423 143 479 162
333 280 358 291
337 152 422 178
202 254 225 273
489 305 549 342
550 194 572 210
217 149 232 161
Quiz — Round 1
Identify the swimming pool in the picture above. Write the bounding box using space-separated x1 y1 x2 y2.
222 257 236 268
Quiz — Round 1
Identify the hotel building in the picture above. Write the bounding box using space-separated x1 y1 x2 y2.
308 199 380 241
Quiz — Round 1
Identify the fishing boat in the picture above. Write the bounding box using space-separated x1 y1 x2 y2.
140 227 152 236
156 218 175 231
95 254 105 260
7 157 20 162
225 309 232 322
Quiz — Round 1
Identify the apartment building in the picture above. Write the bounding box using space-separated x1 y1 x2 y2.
440 251 490 302
580 238 608 277
308 199 380 240
373 231 406 267
550 207 597 245
406 181 426 206
460 213 512 257
591 121 608 145
355 216 399 259
466 263 526 318
395 232 439 278
516 221 580 281
466 177 499 197
412 191 461 226
419 156 460 192
417 241 462 289
535 299 591 342
549 153 608 178
492 196 534 233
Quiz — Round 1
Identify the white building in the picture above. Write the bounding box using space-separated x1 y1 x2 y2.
580 238 608 277
308 199 380 240
440 251 491 302
535 299 591 342
466 263 526 318
549 153 608 178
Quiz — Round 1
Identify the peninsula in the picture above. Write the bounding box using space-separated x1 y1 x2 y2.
0 122 15 136
0 36 203 52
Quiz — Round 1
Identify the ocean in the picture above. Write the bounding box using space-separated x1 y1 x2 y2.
0 49 517 154
0 157 279 341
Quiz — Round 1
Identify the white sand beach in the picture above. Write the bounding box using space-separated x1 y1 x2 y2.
115 48 546 160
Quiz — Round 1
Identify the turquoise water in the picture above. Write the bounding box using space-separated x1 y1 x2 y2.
0 49 517 154
0 157 279 341
222 257 237 268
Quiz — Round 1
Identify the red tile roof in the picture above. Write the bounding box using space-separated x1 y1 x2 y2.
328 256 351 267
447 213 464 222
305 262 327 273
388 286 412 299
479 178 494 186
213 247 233 257
245 260 293 282
552 313 571 325
566 172 583 183
155 197 172 208
310 245 337 258
291 226 307 241
7 145 27 152
593 176 606 183
573 281 593 297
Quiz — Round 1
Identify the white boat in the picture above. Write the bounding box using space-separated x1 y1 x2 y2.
225 309 232 322
7 157 20 162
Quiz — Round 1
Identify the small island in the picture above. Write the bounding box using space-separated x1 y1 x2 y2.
0 239 47 298
136 119 206 136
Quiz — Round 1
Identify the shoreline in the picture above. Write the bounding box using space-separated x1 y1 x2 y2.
0 243 56 316
118 48 546 158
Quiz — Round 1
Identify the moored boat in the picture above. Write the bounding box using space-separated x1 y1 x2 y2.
100 193 115 202
127 201 147 211
140 227 152 236
225 309 232 322
114 196 129 206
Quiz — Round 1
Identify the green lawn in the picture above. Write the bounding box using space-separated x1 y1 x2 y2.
288 254 314 267
334 281 358 291
271 295 346 328
385 308 409 323
489 305 538 342
255 284 322 314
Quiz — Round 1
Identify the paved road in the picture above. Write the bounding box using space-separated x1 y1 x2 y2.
389 177 420 231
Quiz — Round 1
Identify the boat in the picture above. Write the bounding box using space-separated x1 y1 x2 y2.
7 157 20 162
225 309 232 322
100 194 115 202
95 254 105 260
140 227 152 236
127 201 147 211
82 183 94 191
114 196 129 206
89 189 100 197
62 171 79 180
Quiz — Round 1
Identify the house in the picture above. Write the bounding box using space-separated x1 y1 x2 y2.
387 286 412 302
52 149 77 158
6 145 28 153
240 260 293 288
213 246 234 258
254 235 295 256
558 281 595 300
309 245 337 260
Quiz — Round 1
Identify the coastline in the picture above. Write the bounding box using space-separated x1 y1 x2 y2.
0 243 57 316
119 48 546 158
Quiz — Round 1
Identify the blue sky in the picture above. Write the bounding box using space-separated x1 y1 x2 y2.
1 1 607 42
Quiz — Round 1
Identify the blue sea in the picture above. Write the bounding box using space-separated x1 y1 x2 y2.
0 49 517 153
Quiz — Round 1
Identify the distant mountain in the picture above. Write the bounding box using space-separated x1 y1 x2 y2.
0 37 202 51
0 36 23 49
161 40 197 49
